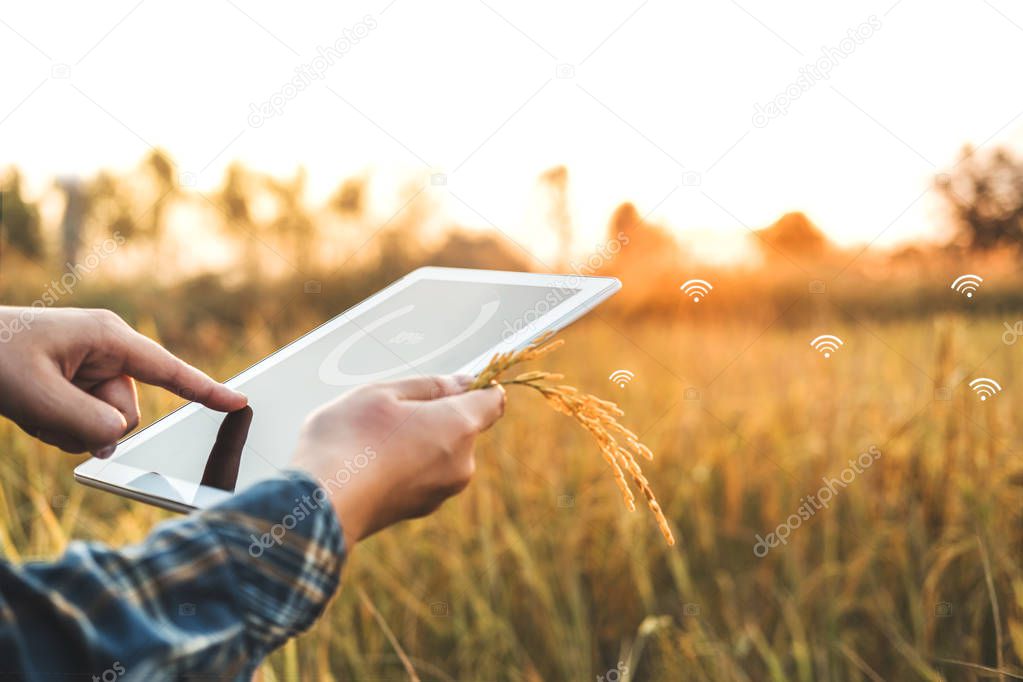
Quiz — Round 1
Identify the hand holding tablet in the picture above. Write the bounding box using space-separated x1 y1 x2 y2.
290 376 505 547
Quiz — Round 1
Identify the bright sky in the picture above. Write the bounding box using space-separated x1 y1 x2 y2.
3 0 1022 264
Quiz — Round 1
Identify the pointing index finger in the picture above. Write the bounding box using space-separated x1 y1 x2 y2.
114 327 247 412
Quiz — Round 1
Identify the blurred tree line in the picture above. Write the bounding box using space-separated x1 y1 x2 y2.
0 149 538 281
5 144 1023 274
2 146 1023 343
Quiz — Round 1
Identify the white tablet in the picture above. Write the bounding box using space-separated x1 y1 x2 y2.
74 267 620 512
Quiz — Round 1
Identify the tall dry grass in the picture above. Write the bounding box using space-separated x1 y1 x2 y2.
1 308 1020 680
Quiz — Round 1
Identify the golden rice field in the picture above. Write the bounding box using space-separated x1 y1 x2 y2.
1 310 1021 681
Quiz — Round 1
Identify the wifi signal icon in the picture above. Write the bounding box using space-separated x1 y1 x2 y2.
969 377 1002 401
810 334 843 359
680 279 713 303
608 369 635 388
950 274 983 299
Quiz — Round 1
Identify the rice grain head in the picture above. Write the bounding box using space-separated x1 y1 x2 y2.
470 332 675 546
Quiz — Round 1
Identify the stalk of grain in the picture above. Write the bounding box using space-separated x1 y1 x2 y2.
470 332 675 546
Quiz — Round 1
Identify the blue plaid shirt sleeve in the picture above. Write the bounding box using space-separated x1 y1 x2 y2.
0 469 346 681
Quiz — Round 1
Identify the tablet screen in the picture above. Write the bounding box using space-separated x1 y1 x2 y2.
108 277 581 504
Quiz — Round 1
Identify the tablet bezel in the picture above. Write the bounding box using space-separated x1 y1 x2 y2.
74 267 620 511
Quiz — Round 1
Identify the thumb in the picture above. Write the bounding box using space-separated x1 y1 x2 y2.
382 374 473 401
431 383 506 432
32 370 128 449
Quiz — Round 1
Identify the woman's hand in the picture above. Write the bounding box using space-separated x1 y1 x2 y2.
290 375 505 547
0 306 246 457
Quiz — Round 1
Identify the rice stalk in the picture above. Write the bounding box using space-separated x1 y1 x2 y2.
471 332 675 546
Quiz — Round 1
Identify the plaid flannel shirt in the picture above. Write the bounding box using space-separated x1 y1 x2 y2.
0 470 345 681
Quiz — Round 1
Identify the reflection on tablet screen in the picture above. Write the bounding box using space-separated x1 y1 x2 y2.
199 406 251 492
